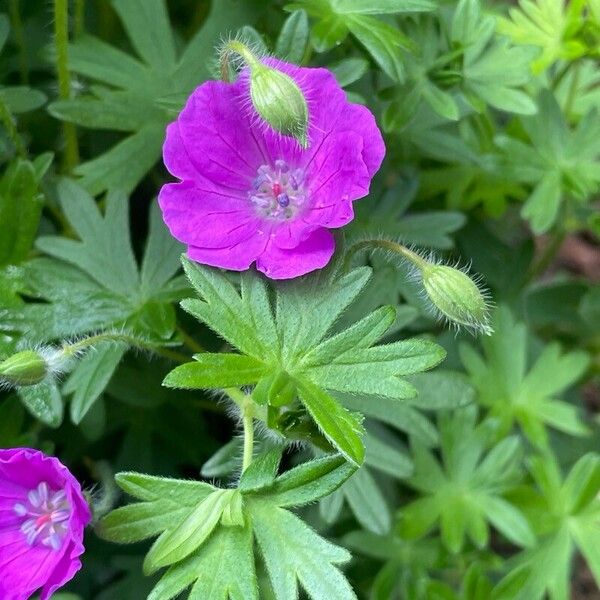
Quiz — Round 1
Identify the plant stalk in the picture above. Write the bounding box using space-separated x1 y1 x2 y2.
54 0 79 172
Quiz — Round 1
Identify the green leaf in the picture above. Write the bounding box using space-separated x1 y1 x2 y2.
461 305 590 446
499 91 600 232
115 472 216 502
144 489 235 573
26 180 184 344
164 354 269 389
296 378 365 465
251 501 357 600
101 456 358 598
239 447 284 492
521 171 562 233
405 370 475 409
479 495 535 547
0 159 44 266
170 261 444 467
275 10 310 63
332 0 435 13
345 15 409 81
65 341 127 424
201 439 243 479
37 181 138 295
0 87 46 113
330 57 369 87
265 453 357 507
404 407 530 553
342 467 391 534
311 16 349 52
342 393 439 446
149 525 257 600
17 380 63 427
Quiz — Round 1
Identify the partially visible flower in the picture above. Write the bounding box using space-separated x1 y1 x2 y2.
159 58 385 279
0 448 91 600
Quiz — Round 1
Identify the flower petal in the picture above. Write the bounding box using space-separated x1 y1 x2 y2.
187 226 270 271
173 80 266 190
159 182 262 249
256 228 335 279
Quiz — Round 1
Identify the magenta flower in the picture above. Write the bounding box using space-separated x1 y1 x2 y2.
159 59 385 279
0 448 91 600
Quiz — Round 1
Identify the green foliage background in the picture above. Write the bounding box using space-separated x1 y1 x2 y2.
0 0 599 598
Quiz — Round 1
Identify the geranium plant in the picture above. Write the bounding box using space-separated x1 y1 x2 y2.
0 0 599 599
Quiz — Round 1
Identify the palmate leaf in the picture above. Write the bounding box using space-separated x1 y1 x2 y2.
164 259 445 465
99 454 358 600
402 406 535 553
382 0 536 132
498 0 589 73
25 179 187 343
48 0 261 194
496 90 600 233
460 306 590 448
8 180 187 423
493 452 600 599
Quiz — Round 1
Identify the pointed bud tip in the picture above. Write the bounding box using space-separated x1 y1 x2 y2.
421 264 492 336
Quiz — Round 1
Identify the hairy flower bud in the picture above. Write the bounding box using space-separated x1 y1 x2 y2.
219 40 309 148
421 264 492 335
249 62 309 148
0 350 48 386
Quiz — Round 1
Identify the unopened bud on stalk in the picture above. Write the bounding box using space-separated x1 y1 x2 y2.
221 40 309 148
421 263 492 335
0 350 48 386
249 62 309 147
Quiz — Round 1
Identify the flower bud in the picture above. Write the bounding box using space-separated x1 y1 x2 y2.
421 264 492 335
0 350 48 386
249 62 309 148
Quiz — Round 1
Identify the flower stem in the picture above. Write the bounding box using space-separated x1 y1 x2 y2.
54 0 79 172
60 332 190 363
219 39 259 81
344 239 429 272
242 405 255 473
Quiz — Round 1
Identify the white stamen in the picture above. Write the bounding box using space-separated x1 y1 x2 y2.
14 481 71 551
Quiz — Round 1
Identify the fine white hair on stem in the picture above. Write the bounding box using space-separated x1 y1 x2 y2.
346 233 494 336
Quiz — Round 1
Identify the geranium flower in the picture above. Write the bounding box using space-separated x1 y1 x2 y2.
159 59 385 279
0 448 91 600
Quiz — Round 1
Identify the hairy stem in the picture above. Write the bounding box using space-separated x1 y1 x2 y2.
219 39 259 81
54 0 79 172
242 405 255 473
60 332 190 364
344 239 429 272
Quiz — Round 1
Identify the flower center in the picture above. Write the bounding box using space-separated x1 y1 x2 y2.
14 481 71 551
248 159 307 220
